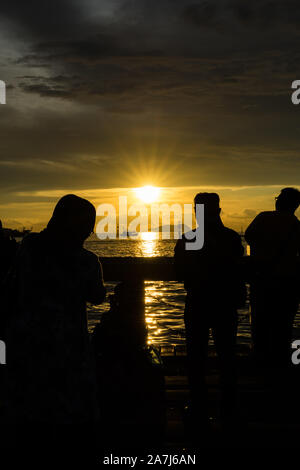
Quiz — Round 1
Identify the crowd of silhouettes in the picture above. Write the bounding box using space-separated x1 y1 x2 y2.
0 188 299 452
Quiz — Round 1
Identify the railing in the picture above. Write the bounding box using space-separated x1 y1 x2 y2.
100 257 176 281
100 256 251 281
99 257 183 359
98 256 251 359
99 257 177 327
99 255 250 313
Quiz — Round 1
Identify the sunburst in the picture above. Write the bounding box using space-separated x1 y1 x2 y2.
135 185 160 203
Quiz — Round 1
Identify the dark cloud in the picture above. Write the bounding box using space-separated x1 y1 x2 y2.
181 0 300 34
9 0 300 107
0 0 82 38
232 0 300 31
20 83 73 98
182 2 224 31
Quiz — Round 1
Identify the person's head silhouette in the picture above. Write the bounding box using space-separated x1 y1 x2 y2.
275 187 300 214
194 192 221 224
46 194 96 246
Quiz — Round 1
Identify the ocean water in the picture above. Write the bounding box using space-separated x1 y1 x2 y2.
85 238 300 352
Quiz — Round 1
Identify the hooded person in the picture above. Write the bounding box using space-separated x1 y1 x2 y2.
2 195 106 449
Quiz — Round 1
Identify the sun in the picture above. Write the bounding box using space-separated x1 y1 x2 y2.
135 185 160 203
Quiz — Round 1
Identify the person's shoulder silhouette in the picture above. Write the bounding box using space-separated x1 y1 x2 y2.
175 192 243 260
245 188 300 259
175 192 244 291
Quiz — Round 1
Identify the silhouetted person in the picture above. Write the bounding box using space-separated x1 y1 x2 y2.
92 282 166 450
2 195 106 454
0 221 17 344
245 187 300 367
0 220 17 281
175 193 244 429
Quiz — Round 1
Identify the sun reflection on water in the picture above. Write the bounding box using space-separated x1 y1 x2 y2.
86 239 262 351
140 232 158 257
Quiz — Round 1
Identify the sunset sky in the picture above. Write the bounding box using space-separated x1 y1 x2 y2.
1 0 300 231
